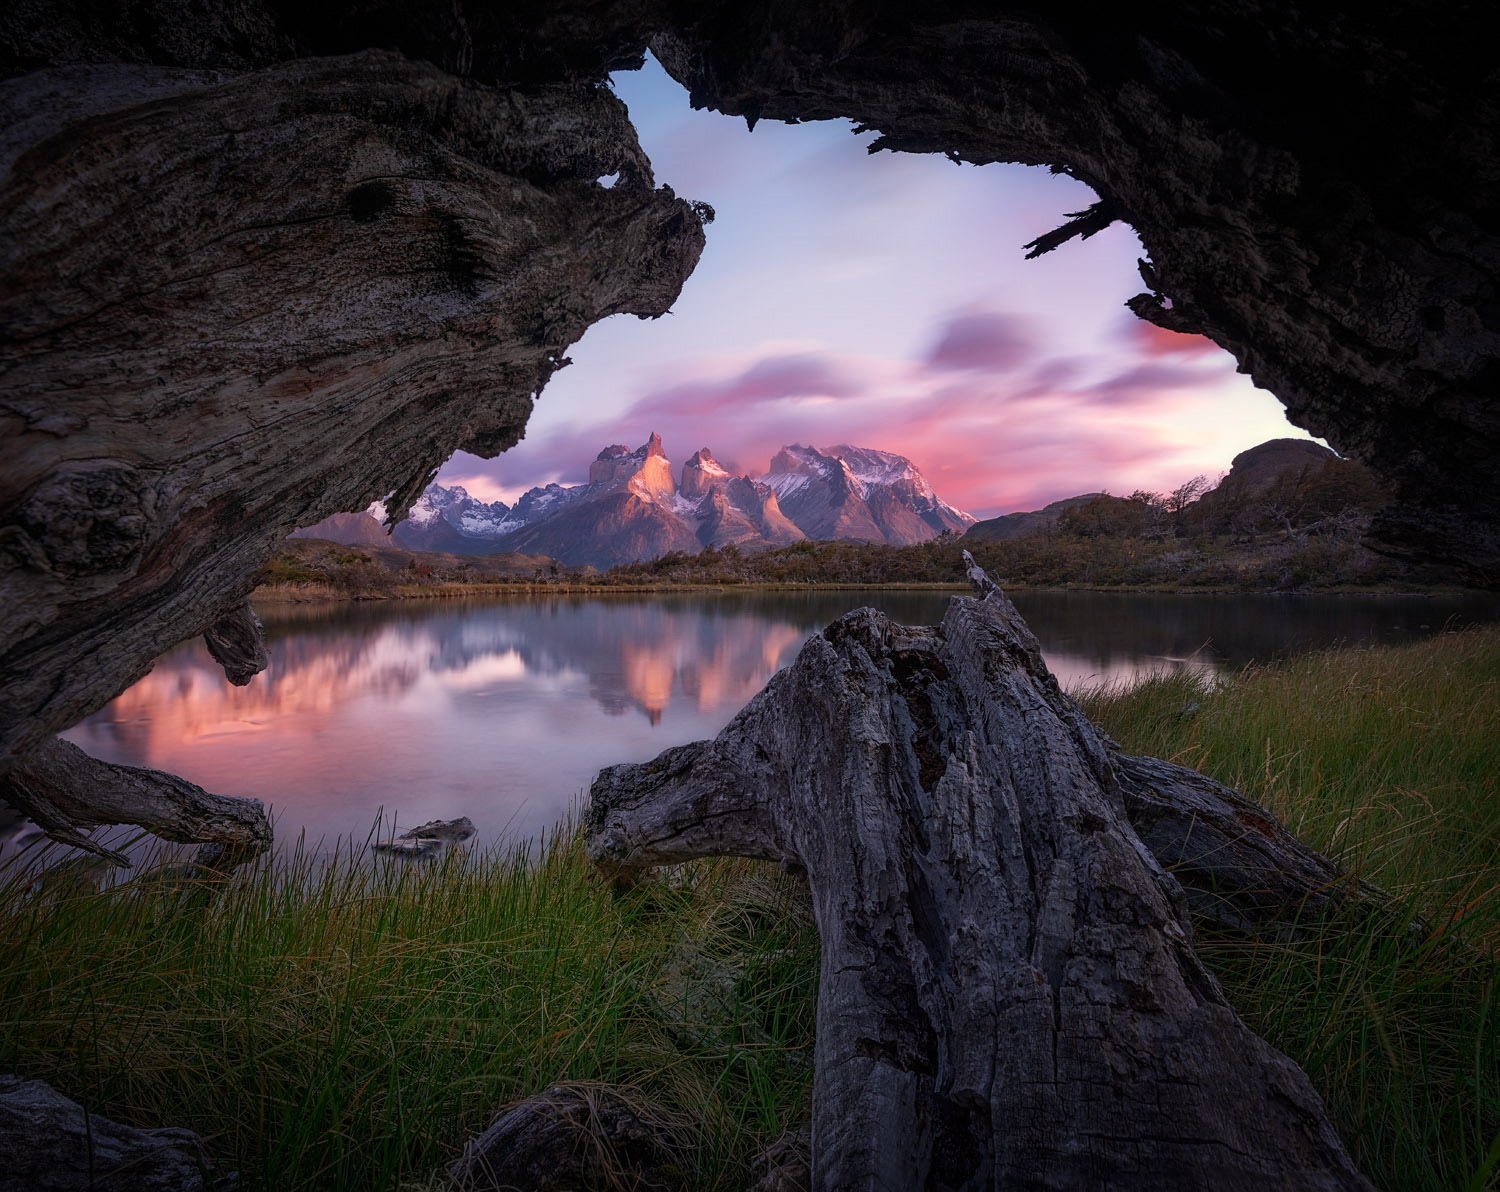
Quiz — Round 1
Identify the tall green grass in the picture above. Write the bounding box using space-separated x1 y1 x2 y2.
0 826 817 1190
1078 626 1500 1191
2 627 1496 1189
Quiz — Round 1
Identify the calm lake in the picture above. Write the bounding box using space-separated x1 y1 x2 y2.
48 588 1500 856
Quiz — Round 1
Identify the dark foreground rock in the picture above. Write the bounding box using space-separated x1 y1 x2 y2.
587 556 1374 1190
0 1075 233 1191
447 1084 692 1192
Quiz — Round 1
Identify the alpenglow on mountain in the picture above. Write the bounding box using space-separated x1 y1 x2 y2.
293 435 975 568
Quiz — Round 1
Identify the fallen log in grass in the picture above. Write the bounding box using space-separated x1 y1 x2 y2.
586 554 1374 1190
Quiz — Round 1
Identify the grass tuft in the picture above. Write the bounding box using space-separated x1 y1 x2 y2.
1078 626 1500 1190
2 627 1497 1189
0 824 816 1190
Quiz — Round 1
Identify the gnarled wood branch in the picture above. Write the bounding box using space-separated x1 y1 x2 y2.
587 557 1373 1190
203 600 268 687
0 50 705 768
0 737 270 867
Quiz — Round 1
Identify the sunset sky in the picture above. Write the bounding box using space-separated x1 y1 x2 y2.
438 56 1319 521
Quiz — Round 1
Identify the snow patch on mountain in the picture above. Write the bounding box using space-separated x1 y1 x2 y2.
306 435 973 564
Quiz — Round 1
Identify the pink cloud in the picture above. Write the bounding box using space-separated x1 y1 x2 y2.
437 309 1280 522
923 311 1034 373
1132 319 1223 358
1081 361 1224 408
632 352 861 421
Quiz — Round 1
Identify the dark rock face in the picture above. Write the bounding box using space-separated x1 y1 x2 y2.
0 1074 231 1191
498 490 702 569
0 47 705 766
1218 439 1339 495
694 477 806 550
762 444 973 545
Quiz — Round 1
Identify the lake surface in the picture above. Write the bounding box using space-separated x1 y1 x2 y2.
47 589 1500 857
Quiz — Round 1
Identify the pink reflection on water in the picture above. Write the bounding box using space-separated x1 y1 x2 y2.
62 599 828 852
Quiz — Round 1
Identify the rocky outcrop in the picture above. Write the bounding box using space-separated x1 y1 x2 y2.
497 490 702 569
588 432 676 501
1218 440 1341 496
0 1074 232 1191
586 557 1376 1189
0 48 706 771
693 477 806 550
762 444 973 545
677 447 732 500
964 495 1107 543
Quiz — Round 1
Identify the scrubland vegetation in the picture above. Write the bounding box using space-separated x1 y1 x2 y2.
2 627 1495 1189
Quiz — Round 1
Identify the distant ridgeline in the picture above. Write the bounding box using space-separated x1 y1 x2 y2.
291 434 976 569
598 438 1412 590
285 437 1413 589
966 439 1384 543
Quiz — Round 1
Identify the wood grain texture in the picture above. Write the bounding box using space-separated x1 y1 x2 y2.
0 735 270 865
588 559 1374 1190
0 49 706 767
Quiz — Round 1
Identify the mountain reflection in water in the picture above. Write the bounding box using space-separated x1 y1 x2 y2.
55 589 1500 854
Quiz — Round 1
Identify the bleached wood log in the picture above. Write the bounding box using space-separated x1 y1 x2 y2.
0 737 270 866
587 556 1373 1190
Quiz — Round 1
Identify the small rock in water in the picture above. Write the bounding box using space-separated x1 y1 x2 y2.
371 817 476 857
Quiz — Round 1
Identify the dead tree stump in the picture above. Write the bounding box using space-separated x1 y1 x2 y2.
587 557 1373 1191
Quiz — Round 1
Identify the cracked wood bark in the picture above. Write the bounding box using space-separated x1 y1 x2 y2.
0 49 706 771
587 558 1373 1190
0 736 270 866
202 600 268 687
1111 751 1390 937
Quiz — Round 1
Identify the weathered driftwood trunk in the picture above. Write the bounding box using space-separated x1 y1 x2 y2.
0 736 270 866
0 44 703 857
0 50 705 770
587 557 1373 1190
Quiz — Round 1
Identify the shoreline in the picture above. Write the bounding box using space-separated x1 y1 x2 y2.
4 628 1494 1191
250 580 1483 604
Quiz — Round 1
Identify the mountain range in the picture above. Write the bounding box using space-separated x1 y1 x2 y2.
292 435 975 568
